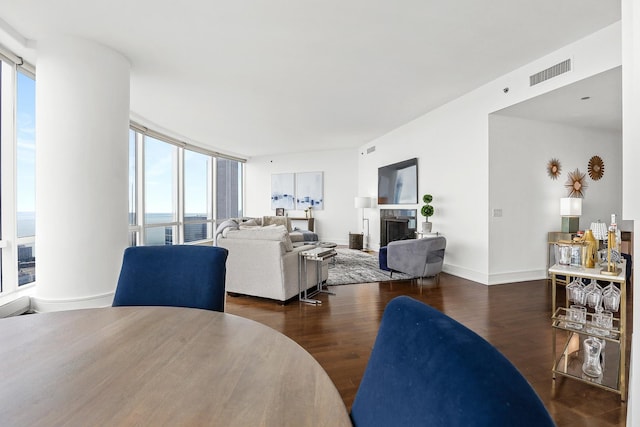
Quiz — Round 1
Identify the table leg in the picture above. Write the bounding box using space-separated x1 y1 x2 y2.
299 255 321 305
317 258 335 296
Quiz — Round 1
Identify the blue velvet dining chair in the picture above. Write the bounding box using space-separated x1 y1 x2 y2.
350 296 555 427
113 245 228 312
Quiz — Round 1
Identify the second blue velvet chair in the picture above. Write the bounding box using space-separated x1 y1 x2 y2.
351 296 555 427
113 245 228 312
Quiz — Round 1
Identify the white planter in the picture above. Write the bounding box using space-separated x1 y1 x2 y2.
422 221 432 233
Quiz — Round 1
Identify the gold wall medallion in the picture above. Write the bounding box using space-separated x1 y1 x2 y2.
547 158 561 179
587 155 604 180
565 168 588 198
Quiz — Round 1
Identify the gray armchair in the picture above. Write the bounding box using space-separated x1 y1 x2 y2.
387 236 446 282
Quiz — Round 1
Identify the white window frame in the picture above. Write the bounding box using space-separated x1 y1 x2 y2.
0 57 37 301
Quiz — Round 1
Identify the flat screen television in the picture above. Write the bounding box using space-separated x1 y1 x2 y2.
377 158 418 205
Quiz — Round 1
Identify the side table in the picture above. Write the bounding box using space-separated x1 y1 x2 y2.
298 247 337 305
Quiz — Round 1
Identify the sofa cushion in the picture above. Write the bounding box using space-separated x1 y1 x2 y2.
224 225 294 252
262 215 292 232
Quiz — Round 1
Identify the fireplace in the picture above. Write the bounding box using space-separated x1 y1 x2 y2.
380 209 417 246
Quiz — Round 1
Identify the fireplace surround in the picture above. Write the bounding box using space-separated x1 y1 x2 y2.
380 209 417 247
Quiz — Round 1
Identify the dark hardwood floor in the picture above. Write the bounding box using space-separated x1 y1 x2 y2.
225 272 631 426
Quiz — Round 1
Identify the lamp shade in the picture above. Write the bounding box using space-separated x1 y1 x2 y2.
355 196 372 209
560 197 582 217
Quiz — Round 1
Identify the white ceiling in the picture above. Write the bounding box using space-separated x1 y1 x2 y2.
494 67 622 133
0 1 621 158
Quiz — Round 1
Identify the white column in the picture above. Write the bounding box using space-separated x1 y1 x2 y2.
33 37 130 311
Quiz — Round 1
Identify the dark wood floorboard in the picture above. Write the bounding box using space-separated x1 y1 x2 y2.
225 271 632 426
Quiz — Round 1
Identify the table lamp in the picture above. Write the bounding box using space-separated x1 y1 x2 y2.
560 197 582 233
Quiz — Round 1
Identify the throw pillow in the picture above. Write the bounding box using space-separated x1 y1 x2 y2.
263 215 292 232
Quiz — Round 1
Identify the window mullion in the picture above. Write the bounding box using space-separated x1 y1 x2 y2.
177 147 185 244
137 131 145 245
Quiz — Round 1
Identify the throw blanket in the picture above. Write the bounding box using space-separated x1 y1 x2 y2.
292 228 319 242
215 219 239 242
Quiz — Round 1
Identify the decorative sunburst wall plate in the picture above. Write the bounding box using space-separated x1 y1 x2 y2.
565 168 588 198
547 158 561 180
588 155 604 180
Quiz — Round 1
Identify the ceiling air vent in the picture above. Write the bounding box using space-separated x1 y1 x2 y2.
366 146 376 154
529 59 571 86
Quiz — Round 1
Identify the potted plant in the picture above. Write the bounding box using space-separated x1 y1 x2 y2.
420 194 434 233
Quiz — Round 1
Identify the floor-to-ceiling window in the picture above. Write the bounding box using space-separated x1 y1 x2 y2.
0 52 37 297
128 126 244 246
0 48 243 299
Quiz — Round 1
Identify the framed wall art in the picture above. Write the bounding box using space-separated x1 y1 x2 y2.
271 173 295 210
295 172 324 210
588 155 604 180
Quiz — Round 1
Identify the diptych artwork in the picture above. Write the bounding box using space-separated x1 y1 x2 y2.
271 171 324 210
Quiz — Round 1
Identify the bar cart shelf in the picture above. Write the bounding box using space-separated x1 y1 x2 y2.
548 262 627 400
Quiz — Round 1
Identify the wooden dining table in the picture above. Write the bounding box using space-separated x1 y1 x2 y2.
0 306 352 426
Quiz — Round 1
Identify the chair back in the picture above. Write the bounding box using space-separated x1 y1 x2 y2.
387 236 446 277
113 245 228 312
350 296 554 427
423 236 446 277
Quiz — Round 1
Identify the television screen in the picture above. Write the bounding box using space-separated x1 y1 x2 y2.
378 158 418 205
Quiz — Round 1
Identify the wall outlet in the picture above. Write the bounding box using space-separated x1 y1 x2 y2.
493 208 503 217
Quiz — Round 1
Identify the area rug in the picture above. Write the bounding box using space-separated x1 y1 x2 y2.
326 248 414 285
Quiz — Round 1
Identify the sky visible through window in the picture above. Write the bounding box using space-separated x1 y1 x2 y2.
16 71 35 238
184 149 210 218
144 136 177 224
140 136 210 219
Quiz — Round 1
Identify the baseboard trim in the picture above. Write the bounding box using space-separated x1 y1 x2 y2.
442 265 548 286
488 269 548 285
31 291 114 313
442 264 489 285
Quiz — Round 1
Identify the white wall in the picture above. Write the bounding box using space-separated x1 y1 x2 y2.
488 115 622 284
358 22 622 285
622 0 640 423
245 149 359 245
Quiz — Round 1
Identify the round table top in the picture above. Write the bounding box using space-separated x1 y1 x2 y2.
0 307 351 426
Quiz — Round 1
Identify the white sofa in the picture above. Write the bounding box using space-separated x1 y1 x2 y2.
217 223 328 302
